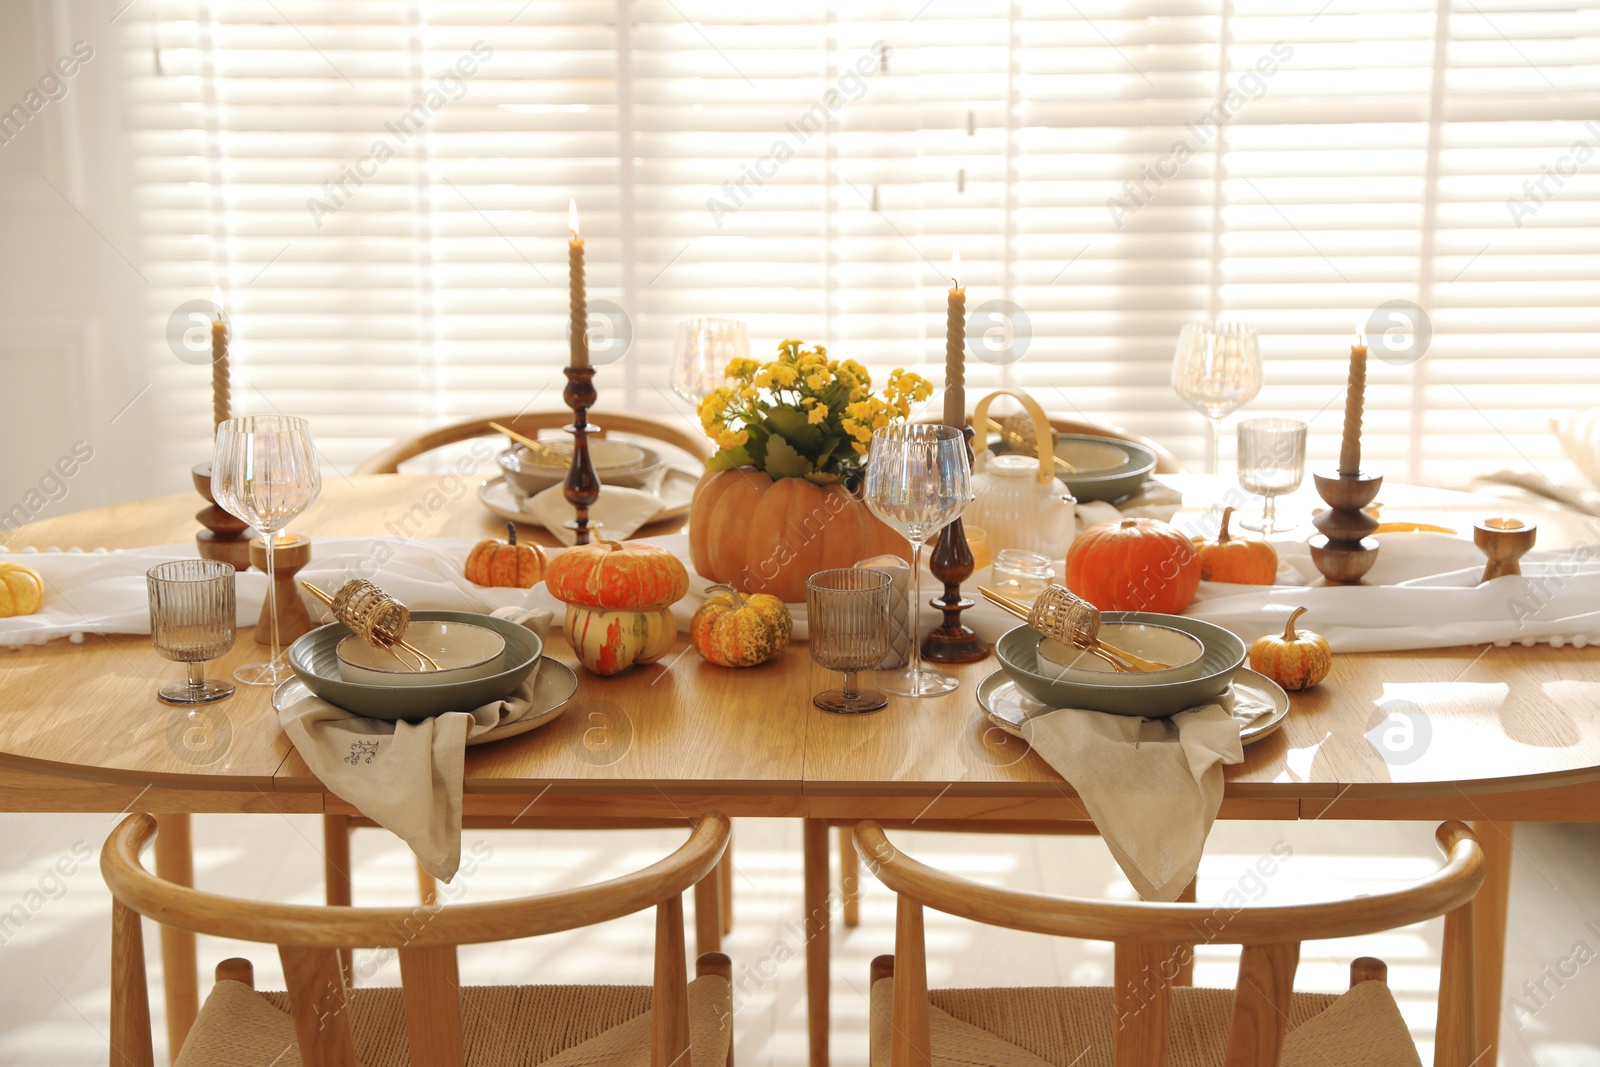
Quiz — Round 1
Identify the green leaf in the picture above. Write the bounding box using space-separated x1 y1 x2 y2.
705 445 753 471
804 470 844 485
763 434 814 479
765 406 823 451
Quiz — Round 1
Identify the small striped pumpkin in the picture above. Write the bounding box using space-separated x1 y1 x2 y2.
690 585 792 668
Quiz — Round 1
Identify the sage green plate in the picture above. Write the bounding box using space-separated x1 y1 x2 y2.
287 610 542 722
994 612 1246 718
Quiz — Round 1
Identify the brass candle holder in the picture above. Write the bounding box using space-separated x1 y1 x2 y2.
192 462 253 572
1475 517 1537 583
922 426 991 664
563 365 600 545
1308 471 1382 584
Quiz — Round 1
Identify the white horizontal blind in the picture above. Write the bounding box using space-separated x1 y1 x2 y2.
126 0 1600 484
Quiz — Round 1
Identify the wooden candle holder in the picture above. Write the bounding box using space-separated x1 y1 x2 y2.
1308 470 1383 584
922 426 991 664
563 365 601 545
1474 517 1537 583
191 462 253 572
248 534 316 645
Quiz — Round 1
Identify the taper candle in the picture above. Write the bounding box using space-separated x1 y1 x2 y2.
210 286 230 430
568 199 589 368
1338 322 1367 476
943 248 965 428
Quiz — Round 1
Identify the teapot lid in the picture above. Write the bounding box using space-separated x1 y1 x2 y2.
987 454 1037 478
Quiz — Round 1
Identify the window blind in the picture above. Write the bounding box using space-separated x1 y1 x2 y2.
125 0 1600 485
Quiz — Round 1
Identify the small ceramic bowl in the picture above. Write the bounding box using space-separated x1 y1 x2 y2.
336 621 506 687
1035 622 1205 686
497 442 662 496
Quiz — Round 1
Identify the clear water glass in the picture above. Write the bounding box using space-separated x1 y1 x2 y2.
863 423 972 697
806 568 893 714
1236 417 1307 535
212 415 322 686
147 559 237 705
1171 321 1263 473
672 318 749 403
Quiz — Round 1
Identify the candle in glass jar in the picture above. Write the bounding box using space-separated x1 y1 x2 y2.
943 248 965 428
568 199 588 368
210 287 230 431
1339 323 1367 476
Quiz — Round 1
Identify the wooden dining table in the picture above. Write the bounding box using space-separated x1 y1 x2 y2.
3 473 1599 1067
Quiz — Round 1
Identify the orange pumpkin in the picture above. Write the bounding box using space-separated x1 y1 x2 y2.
688 469 906 604
1249 606 1332 690
1198 507 1278 585
464 523 546 588
691 585 792 667
545 537 689 611
1065 517 1201 614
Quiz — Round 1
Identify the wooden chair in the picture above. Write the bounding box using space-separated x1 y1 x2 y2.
354 411 714 474
338 411 732 962
103 811 735 1067
856 819 1485 1067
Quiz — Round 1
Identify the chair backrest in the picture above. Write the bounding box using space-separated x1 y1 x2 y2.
103 812 729 1067
1048 416 1185 474
355 411 714 475
855 820 1484 1067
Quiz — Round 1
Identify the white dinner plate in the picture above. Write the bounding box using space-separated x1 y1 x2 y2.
272 656 580 745
477 468 699 531
977 666 1290 746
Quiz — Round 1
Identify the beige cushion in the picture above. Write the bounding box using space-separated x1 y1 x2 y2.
869 978 1421 1067
174 976 732 1067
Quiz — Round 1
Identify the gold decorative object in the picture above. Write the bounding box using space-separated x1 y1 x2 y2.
300 578 440 672
979 584 1172 673
1474 517 1537 584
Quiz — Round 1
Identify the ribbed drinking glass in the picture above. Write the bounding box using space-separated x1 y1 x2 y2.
147 559 237 705
806 568 893 714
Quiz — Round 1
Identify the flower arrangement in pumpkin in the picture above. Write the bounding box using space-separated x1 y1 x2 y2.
696 340 932 483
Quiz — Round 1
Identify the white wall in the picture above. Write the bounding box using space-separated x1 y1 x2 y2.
0 0 155 538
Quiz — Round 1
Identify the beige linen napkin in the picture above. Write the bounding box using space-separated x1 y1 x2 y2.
1020 688 1267 901
277 681 537 881
521 484 665 545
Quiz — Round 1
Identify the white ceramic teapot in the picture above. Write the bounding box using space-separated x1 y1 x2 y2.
966 390 1076 560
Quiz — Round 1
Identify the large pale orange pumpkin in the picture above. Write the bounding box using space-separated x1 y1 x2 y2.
1065 517 1201 614
1198 507 1278 585
545 537 689 611
688 469 907 604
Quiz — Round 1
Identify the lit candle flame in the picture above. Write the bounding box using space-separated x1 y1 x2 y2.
568 198 580 238
951 247 961 289
1354 320 1366 348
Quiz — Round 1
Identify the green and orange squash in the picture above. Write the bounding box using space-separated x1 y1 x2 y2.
690 585 792 667
545 537 690 675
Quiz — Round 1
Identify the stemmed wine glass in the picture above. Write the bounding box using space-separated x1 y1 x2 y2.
863 423 972 698
212 415 322 686
1237 418 1307 535
1171 322 1263 473
671 318 748 403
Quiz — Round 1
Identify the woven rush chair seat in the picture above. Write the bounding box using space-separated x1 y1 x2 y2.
175 977 731 1067
868 979 1421 1067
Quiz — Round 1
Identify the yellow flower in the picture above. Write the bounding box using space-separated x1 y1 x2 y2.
753 368 773 389
724 357 760 380
716 428 749 449
771 363 798 387
805 372 829 391
808 403 829 425
845 400 874 421
851 439 869 456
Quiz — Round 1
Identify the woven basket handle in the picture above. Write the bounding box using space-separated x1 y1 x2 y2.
971 389 1055 486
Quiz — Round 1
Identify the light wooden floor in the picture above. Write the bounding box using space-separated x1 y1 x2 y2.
1 813 1596 1065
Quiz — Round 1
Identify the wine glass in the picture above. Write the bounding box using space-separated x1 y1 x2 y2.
863 423 972 697
212 415 322 686
806 568 893 714
1237 418 1307 535
672 318 748 403
1171 322 1263 473
147 559 237 705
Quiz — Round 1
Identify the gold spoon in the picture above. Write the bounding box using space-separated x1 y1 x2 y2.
979 586 1174 673
489 421 568 463
979 587 1130 673
300 581 441 673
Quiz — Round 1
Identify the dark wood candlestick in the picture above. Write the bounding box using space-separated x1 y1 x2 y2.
563 365 601 545
1309 470 1382 583
922 426 990 664
191 462 253 572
